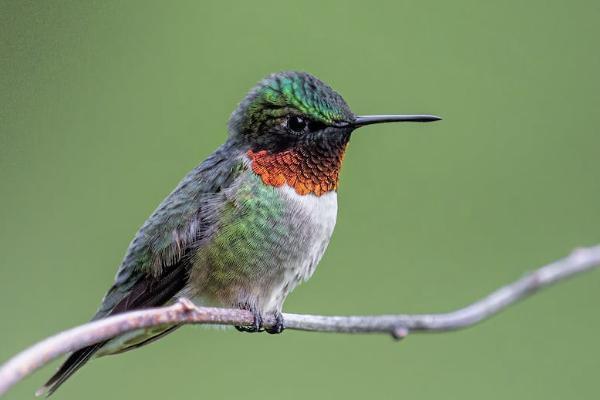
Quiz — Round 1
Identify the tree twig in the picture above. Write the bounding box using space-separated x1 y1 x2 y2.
1 245 599 396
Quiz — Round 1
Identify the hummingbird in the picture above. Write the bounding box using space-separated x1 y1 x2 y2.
39 71 440 396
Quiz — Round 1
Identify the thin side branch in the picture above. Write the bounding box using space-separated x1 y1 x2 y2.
1 245 600 396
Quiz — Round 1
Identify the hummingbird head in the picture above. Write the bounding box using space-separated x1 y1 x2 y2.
228 71 354 149
228 71 440 196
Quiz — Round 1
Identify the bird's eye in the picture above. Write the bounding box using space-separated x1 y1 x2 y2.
287 116 306 133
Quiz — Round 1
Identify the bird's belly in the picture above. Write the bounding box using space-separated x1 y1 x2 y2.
188 178 337 313
261 185 338 312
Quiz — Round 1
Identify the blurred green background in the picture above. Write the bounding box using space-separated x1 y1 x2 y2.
1 1 599 399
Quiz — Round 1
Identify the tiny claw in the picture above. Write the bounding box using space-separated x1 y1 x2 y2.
253 312 263 332
235 310 264 333
265 312 285 334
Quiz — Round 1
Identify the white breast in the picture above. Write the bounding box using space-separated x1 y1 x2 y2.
278 185 338 280
259 184 338 313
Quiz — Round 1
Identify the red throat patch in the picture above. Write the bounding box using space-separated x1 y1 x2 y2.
247 143 347 196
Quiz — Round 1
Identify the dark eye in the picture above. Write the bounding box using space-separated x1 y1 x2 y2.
287 116 306 133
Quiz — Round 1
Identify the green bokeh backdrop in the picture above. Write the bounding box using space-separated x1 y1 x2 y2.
1 1 599 399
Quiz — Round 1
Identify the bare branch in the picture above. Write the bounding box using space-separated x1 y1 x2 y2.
1 245 599 396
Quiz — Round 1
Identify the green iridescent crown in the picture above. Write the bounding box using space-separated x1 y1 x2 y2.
228 71 353 136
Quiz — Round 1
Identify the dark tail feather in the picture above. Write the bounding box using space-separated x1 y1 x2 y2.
110 324 181 355
37 342 106 397
38 258 190 396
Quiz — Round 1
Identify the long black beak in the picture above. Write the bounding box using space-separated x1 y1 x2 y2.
353 114 442 127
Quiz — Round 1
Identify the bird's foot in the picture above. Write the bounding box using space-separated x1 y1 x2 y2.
235 306 264 333
265 312 284 334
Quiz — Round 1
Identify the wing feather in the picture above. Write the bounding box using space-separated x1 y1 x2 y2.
39 144 246 396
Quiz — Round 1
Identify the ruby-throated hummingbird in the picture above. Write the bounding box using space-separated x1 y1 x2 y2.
39 71 440 396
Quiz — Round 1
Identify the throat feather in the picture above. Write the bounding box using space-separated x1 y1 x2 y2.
247 141 347 196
